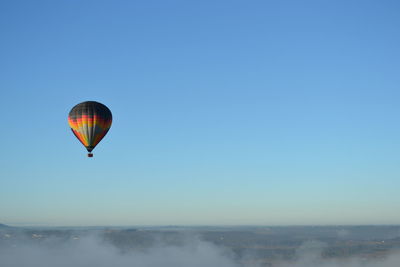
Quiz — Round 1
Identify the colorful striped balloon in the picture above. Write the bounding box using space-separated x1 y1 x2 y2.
68 101 112 157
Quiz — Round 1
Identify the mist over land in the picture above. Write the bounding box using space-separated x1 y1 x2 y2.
2 224 400 266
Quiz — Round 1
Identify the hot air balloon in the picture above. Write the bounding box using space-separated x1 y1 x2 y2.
68 101 112 157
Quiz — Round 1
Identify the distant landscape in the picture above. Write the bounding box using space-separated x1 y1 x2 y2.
2 224 400 266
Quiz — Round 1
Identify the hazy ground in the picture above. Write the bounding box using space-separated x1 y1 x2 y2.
1 225 400 267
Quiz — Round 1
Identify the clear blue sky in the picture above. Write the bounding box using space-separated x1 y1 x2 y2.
1 0 400 226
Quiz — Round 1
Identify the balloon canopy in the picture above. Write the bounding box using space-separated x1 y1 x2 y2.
68 101 112 157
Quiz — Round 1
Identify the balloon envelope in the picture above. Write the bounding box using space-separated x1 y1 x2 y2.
68 101 112 154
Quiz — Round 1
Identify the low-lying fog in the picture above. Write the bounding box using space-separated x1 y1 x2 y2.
2 227 400 267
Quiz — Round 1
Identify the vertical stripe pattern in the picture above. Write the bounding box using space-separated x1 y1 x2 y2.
68 101 112 153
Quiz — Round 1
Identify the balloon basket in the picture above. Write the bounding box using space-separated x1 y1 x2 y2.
88 153 93 157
